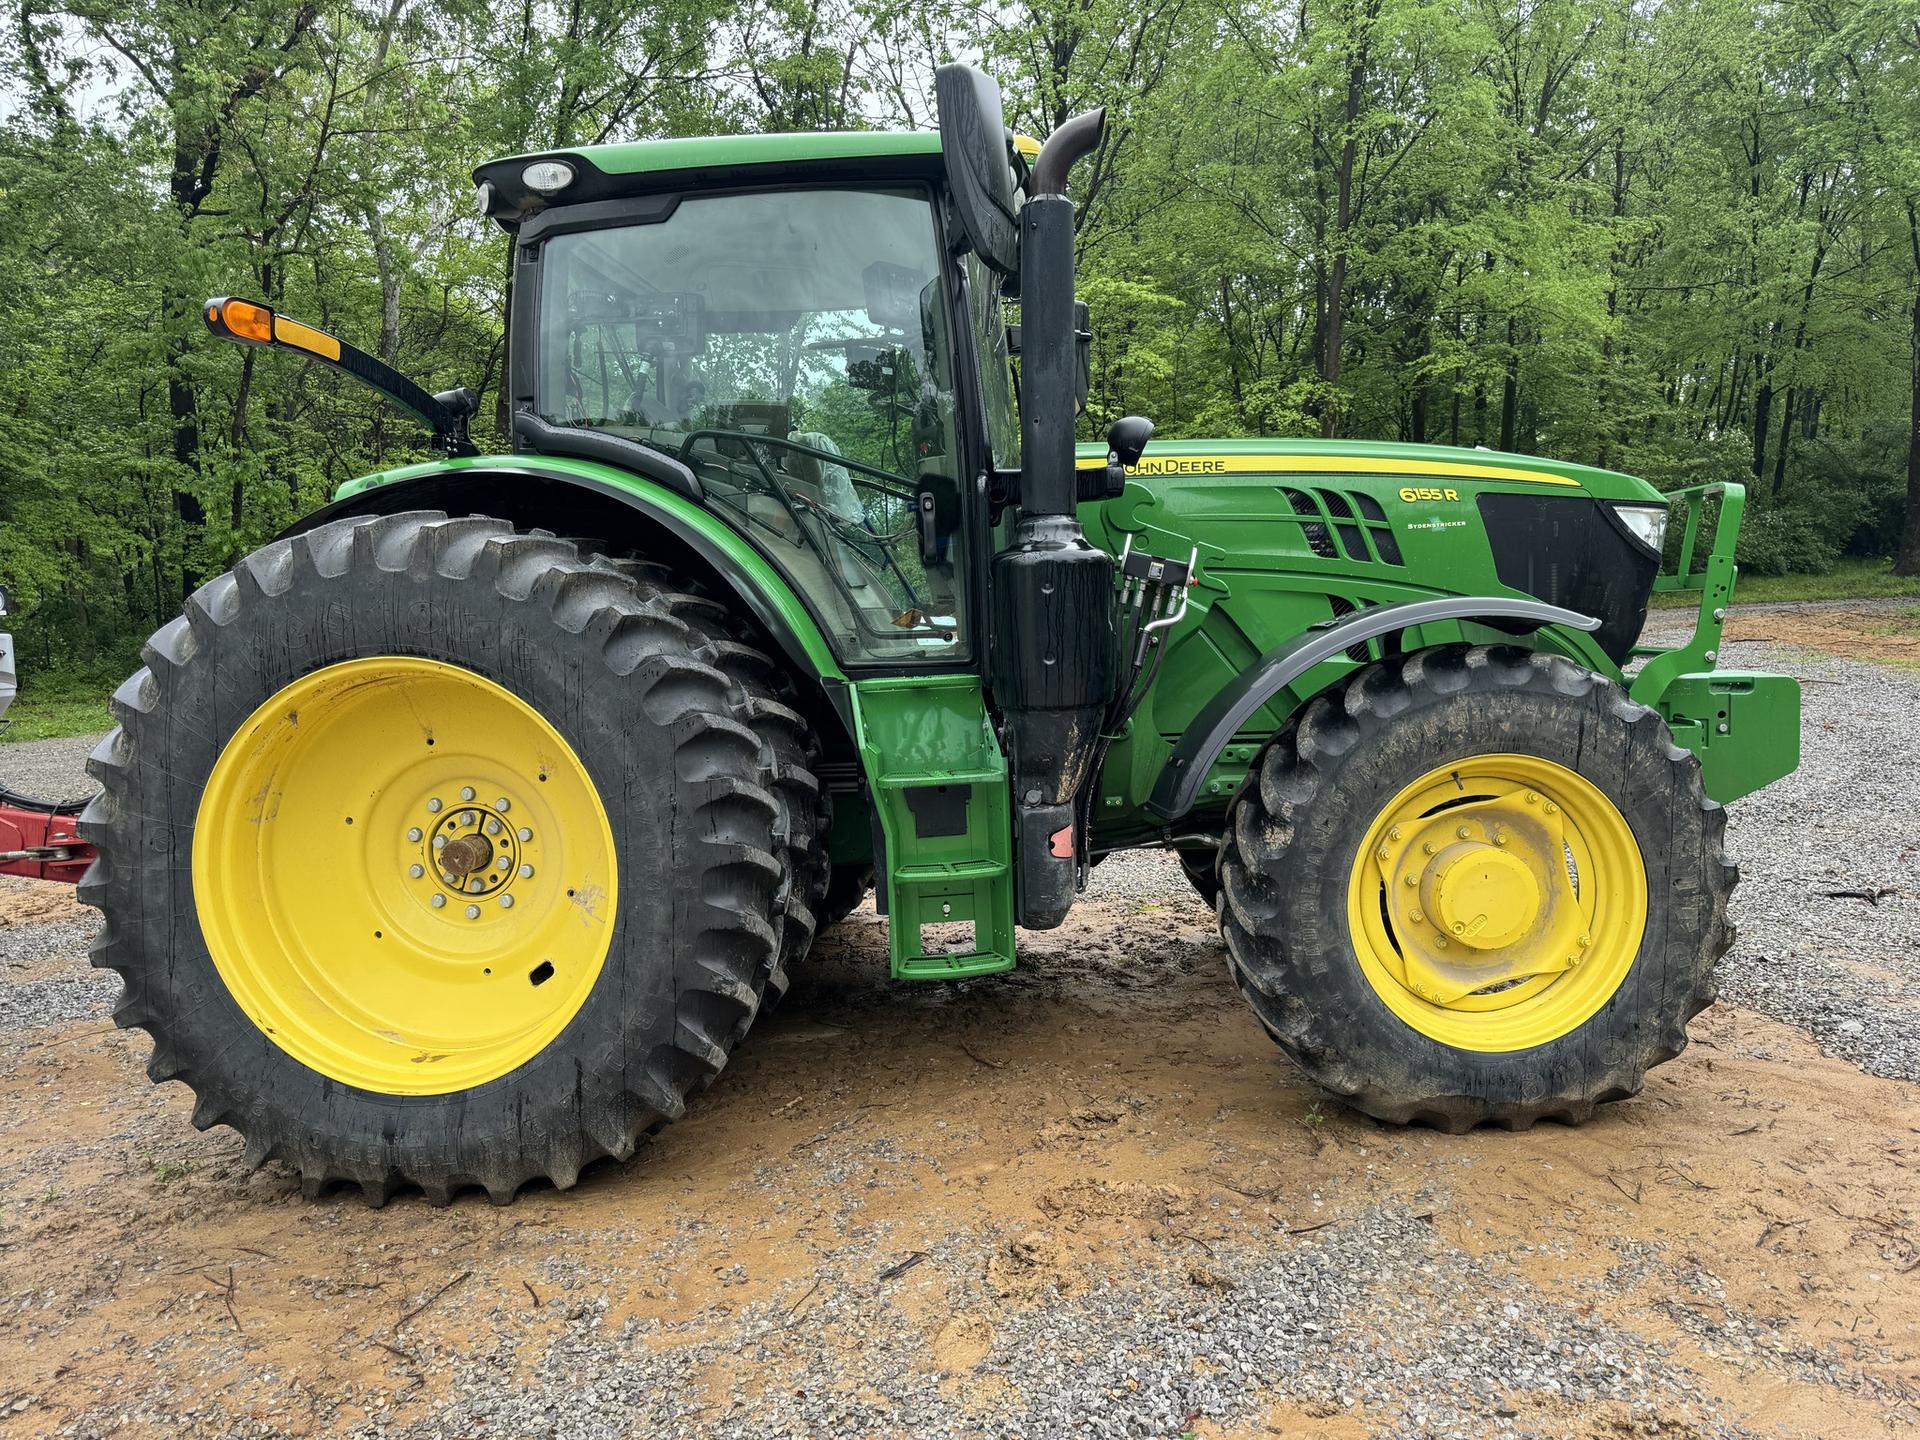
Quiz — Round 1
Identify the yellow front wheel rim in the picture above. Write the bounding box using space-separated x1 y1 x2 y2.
193 658 618 1094
1346 754 1646 1053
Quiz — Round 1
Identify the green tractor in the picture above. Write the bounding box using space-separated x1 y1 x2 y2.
81 66 1800 1203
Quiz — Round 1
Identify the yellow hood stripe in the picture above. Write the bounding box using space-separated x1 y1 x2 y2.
1124 453 1580 487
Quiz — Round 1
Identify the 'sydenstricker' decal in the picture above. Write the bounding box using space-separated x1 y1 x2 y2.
1124 454 1581 487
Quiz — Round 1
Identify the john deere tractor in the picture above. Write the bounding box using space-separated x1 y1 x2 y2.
77 66 1800 1203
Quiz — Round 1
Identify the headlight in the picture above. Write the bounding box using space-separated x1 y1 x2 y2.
1611 502 1668 555
474 180 495 215
521 160 575 195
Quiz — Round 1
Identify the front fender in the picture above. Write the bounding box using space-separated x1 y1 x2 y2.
290 454 846 686
1145 596 1603 820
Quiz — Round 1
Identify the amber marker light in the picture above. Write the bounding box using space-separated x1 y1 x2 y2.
205 296 275 344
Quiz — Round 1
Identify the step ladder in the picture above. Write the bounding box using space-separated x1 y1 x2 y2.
847 675 1016 979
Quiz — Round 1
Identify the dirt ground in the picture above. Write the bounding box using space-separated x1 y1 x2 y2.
1 872 1916 1438
1719 601 1920 668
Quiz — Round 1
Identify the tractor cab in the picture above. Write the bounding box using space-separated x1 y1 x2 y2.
473 130 1033 670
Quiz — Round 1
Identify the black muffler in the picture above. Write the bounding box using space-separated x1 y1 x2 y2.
989 108 1115 929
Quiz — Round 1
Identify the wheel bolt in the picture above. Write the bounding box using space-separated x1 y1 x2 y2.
1524 791 1537 805
427 797 443 813
1456 825 1471 839
496 856 511 871
499 894 515 910
495 797 511 813
1376 845 1390 861
1422 842 1436 856
1403 873 1417 887
407 827 423 842
520 864 534 878
1491 830 1507 847
1409 910 1424 924
1388 826 1402 841
1578 933 1592 948
465 904 480 919
433 835 448 850
431 893 447 908
1544 802 1558 816
517 827 533 842
1434 935 1449 948
409 863 425 879
486 818 501 836
460 786 476 802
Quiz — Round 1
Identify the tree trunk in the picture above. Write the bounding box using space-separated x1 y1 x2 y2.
1897 261 1920 575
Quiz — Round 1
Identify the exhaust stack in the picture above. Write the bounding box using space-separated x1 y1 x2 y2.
988 106 1115 928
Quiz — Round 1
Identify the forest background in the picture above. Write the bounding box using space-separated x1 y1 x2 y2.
4 0 1919 707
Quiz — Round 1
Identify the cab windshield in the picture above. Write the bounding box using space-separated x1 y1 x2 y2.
536 187 968 662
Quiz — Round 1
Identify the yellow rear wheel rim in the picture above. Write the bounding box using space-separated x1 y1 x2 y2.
1345 754 1646 1053
193 658 618 1094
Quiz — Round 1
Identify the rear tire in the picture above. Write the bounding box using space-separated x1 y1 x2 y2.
1218 645 1734 1132
80 512 826 1203
819 863 876 929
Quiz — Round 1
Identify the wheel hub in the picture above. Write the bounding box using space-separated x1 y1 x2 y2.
1422 839 1539 950
414 792 536 915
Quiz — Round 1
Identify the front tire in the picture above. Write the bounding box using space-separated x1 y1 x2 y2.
80 512 824 1203
1218 645 1734 1132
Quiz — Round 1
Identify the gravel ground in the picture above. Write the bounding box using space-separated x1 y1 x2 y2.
1 613 1916 1439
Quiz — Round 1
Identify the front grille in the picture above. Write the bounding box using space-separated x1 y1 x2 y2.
1476 493 1657 665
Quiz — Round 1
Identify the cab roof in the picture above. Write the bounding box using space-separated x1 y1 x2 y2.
475 130 950 230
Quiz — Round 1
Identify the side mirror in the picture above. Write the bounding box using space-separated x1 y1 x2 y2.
935 65 1019 278
1107 416 1154 468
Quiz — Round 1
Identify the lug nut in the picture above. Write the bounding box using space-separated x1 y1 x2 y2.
1422 842 1436 856
1409 910 1424 924
1456 825 1471 839
407 827 423 842
1524 791 1537 805
460 786 476 802
408 863 425 879
431 893 447 908
1376 845 1391 861
495 797 511 813
433 835 448 850
486 818 501 836
520 864 534 878
465 904 481 919
1388 826 1403 841
1578 933 1592 948
517 827 532 842
1403 873 1417 887
427 797 443 813
1491 831 1507 847
500 894 515 910
1434 935 1449 948
1544 802 1559 816
496 856 511 871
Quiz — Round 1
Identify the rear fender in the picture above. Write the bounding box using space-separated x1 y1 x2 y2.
284 458 854 749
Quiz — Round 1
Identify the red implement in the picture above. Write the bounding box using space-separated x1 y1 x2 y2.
0 794 92 884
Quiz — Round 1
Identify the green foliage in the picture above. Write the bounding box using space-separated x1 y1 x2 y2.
0 0 1915 683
